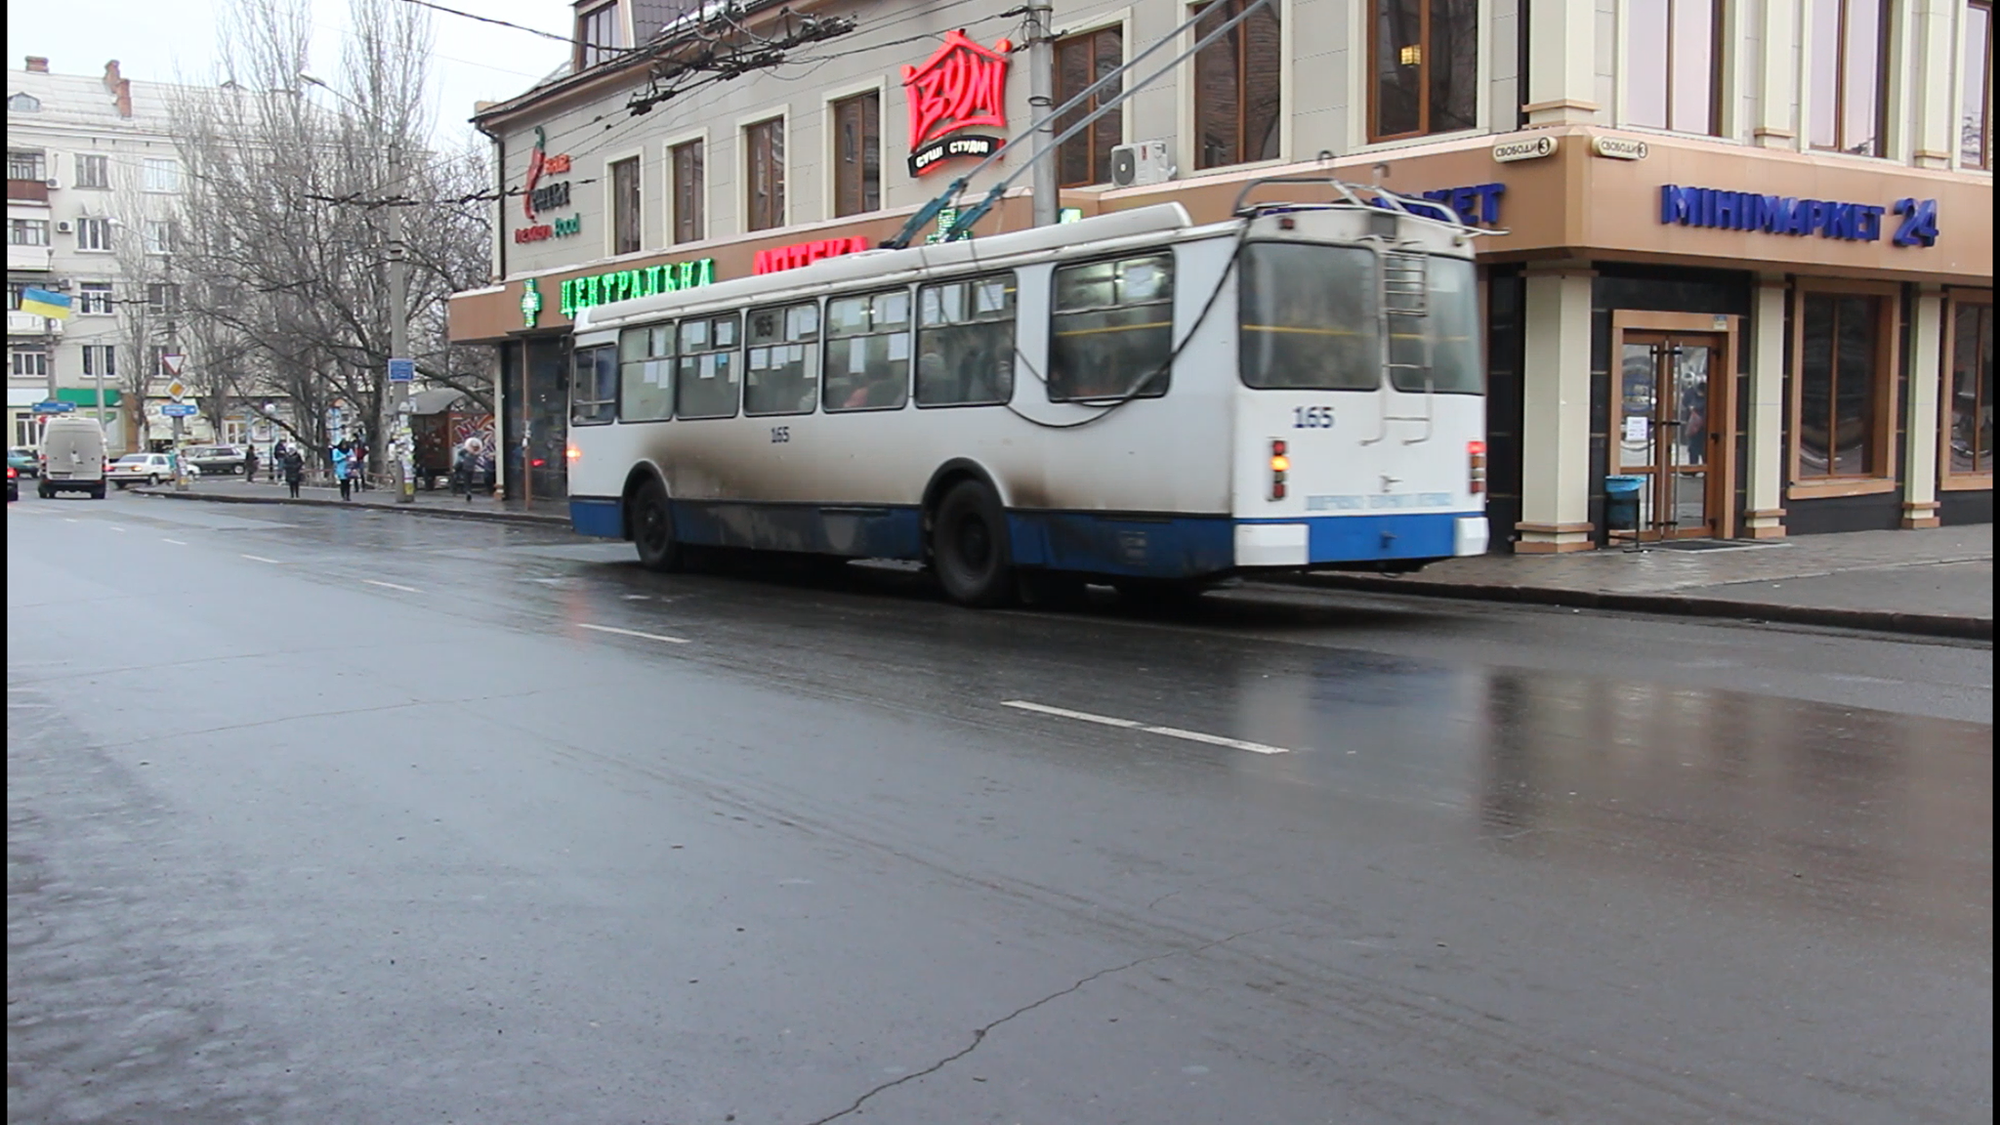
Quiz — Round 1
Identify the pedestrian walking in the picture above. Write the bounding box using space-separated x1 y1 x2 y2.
282 446 304 498
352 438 370 491
244 444 260 483
333 442 353 501
452 438 483 503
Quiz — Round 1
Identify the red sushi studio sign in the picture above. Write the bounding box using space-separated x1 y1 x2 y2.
902 30 1012 176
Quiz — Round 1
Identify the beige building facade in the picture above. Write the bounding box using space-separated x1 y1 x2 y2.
450 0 1993 543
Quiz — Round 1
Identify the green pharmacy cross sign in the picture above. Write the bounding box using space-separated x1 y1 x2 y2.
559 258 716 318
520 277 544 328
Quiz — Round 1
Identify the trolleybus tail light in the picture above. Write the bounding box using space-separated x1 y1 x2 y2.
1467 440 1487 495
566 444 582 463
1269 439 1288 500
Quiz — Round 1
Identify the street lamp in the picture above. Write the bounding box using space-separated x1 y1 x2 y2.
298 72 415 503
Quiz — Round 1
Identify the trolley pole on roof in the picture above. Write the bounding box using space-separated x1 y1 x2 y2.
1026 3 1058 227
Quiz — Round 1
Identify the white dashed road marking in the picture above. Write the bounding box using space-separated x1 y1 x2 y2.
363 579 421 593
240 554 281 564
162 538 188 545
1001 699 1291 754
576 622 691 645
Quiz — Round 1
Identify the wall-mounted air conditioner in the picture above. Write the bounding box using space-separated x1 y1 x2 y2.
55 221 73 234
44 178 60 189
1110 141 1174 188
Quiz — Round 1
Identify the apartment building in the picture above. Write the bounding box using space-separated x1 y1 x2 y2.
7 57 218 452
447 0 1992 543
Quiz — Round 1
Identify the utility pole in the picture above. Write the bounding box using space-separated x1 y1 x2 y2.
1026 3 1058 227
387 142 414 503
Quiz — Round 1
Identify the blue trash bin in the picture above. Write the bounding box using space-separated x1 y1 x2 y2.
1604 475 1644 532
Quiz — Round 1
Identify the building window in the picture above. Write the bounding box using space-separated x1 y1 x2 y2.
144 219 177 254
576 2 624 70
82 345 116 378
5 282 24 310
142 157 181 192
608 156 641 255
670 139 704 244
75 216 113 250
147 283 179 313
1796 292 1888 479
75 153 111 189
1055 26 1124 186
1193 0 1282 168
831 91 881 218
11 349 50 378
1625 0 1720 134
77 282 113 315
1966 0 1993 168
1948 300 1994 476
1808 0 1889 155
8 93 40 113
9 218 50 246
1370 0 1481 141
13 415 37 446
8 150 47 181
149 346 172 378
745 117 786 232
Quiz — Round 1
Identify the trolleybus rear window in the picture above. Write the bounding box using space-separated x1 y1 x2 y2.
1049 253 1174 401
677 314 742 419
824 289 911 412
571 345 618 425
620 325 674 421
1238 244 1379 390
916 274 1016 407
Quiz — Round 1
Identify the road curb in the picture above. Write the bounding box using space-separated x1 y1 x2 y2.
131 486 570 529
1270 573 1993 641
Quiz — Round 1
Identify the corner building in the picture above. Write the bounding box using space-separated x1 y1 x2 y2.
450 0 1993 544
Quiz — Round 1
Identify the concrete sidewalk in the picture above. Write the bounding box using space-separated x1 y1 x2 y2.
132 477 569 526
1283 524 1993 640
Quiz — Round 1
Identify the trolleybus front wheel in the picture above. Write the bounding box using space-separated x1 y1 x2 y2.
631 478 682 572
932 480 1015 608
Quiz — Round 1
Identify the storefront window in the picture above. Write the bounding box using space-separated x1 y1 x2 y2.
1808 0 1889 156
1797 292 1885 478
1055 26 1123 186
1370 0 1480 141
1193 0 1282 169
1948 301 1994 476
1966 0 1993 169
1625 0 1720 134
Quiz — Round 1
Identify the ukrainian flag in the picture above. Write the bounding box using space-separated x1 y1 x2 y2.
20 287 71 320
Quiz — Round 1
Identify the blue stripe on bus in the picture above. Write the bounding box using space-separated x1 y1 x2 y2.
1237 510 1478 563
571 497 1474 574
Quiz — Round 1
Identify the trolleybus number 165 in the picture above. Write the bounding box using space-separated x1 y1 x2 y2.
1293 406 1336 429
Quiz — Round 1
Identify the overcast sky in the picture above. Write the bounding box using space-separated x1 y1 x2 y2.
6 0 572 144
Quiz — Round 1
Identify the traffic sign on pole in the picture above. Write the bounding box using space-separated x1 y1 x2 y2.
160 402 198 417
32 401 75 414
161 354 186 377
387 358 415 384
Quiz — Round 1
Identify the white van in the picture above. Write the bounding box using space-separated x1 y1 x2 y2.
37 416 108 499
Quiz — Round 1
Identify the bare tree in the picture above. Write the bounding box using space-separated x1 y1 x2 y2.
167 0 493 474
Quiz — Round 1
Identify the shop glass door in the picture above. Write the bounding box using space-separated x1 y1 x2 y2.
1617 333 1723 540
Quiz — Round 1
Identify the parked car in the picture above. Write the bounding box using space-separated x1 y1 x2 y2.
36 416 107 499
183 445 249 475
108 452 175 488
8 446 38 477
7 464 17 502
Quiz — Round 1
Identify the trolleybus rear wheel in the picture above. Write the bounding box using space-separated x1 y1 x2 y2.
932 480 1014 607
632 477 682 572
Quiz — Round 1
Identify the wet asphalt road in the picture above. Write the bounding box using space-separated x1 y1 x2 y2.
7 492 1991 1125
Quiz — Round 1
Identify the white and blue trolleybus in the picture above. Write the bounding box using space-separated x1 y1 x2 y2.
565 178 1491 606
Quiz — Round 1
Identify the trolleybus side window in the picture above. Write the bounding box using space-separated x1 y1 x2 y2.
1048 253 1174 401
676 313 742 419
916 273 1015 407
1394 256 1483 394
745 301 822 416
620 324 675 421
571 344 619 425
824 288 912 412
1238 243 1379 390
